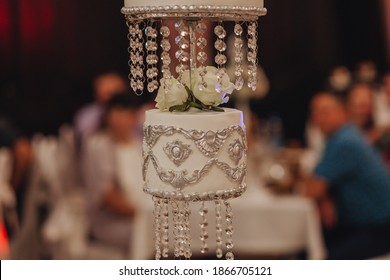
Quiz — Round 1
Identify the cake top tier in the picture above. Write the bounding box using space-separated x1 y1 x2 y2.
124 0 264 8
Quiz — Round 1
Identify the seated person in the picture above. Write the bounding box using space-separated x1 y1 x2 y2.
74 72 128 151
374 72 390 128
82 94 142 249
306 92 390 260
347 82 390 168
373 73 390 167
346 84 375 141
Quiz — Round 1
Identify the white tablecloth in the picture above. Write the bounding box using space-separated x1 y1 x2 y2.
127 186 326 260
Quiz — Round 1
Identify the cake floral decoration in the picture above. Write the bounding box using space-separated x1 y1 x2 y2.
155 66 235 112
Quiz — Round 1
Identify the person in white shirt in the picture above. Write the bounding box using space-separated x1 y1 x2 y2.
83 94 142 249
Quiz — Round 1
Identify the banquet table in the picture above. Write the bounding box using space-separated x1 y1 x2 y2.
127 185 326 260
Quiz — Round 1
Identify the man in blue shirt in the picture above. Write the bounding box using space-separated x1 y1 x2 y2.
306 92 390 259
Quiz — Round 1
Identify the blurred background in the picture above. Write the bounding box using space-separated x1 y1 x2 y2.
1 0 390 260
0 0 388 141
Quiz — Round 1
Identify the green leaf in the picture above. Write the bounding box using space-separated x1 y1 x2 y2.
169 104 186 112
210 106 225 112
184 85 195 102
179 85 225 112
189 102 204 110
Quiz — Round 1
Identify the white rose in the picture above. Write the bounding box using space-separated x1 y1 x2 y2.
155 77 188 111
191 66 235 106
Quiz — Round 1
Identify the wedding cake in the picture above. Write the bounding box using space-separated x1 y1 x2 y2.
122 0 265 260
142 65 248 201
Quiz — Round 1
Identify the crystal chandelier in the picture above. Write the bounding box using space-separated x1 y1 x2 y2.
122 3 267 96
122 1 266 260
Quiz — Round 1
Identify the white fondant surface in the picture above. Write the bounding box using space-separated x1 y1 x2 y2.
145 108 243 131
143 108 246 195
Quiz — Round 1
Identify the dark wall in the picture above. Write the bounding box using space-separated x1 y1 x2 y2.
0 0 128 136
0 0 388 141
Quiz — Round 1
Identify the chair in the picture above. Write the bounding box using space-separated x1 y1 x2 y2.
39 126 127 259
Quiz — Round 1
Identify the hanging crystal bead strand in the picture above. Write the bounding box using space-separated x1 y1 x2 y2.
127 21 142 95
160 24 172 92
178 201 186 257
135 21 145 95
214 22 227 92
175 20 190 85
183 201 192 259
199 201 209 254
196 21 208 91
215 200 223 259
247 21 258 91
171 201 181 259
234 22 244 90
153 196 162 260
145 21 159 93
161 199 169 258
224 200 234 260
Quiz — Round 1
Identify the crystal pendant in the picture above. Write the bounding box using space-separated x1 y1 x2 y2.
225 251 234 260
145 26 157 38
197 51 207 64
175 50 189 62
196 37 207 48
175 36 189 49
214 25 226 39
214 40 227 52
147 80 159 92
234 52 244 63
234 23 243 36
176 64 188 74
196 22 207 34
146 54 158 65
160 26 170 37
215 54 227 65
174 20 185 32
198 66 207 76
160 39 171 51
146 68 158 78
235 76 244 90
175 20 189 36
234 37 243 49
161 53 171 65
145 41 158 51
235 65 243 76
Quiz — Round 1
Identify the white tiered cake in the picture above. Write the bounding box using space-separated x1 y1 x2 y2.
122 0 265 259
143 108 247 201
